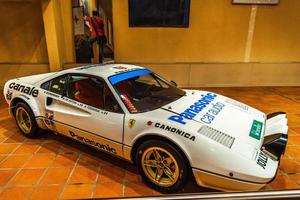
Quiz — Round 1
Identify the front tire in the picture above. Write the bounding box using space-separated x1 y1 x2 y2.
14 102 42 138
136 140 189 193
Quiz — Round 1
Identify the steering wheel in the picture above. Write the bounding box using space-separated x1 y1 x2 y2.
143 84 154 96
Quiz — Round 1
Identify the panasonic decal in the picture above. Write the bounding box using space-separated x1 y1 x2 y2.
69 131 116 154
168 93 217 125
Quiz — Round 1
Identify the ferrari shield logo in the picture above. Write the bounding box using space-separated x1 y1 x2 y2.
128 119 136 128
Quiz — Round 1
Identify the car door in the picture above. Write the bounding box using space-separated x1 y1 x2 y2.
40 74 125 156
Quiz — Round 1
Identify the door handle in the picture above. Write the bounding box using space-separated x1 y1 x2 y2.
46 97 53 106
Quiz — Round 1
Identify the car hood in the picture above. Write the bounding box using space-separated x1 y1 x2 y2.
162 90 266 148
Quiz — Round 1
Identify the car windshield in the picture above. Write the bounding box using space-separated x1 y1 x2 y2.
112 72 185 113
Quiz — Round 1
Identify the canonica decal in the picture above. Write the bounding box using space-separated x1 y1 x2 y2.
9 82 39 97
168 93 218 125
249 120 263 140
149 122 196 141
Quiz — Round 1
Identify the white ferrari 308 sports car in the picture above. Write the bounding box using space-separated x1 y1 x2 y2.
3 64 288 192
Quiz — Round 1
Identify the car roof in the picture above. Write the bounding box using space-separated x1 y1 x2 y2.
62 64 146 79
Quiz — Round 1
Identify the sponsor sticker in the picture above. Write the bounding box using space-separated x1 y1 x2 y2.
76 65 98 70
121 94 137 113
44 109 56 130
168 93 218 125
249 120 263 140
69 131 116 154
113 66 127 70
147 121 153 126
6 89 13 100
128 119 136 128
200 102 225 124
9 82 39 97
256 151 268 169
150 122 196 141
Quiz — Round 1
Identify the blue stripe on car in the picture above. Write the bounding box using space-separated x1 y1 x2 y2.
109 69 152 85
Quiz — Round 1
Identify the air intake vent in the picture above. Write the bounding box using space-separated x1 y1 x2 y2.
198 126 235 148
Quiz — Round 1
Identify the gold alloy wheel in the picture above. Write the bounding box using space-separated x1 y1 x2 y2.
141 147 179 187
16 107 32 134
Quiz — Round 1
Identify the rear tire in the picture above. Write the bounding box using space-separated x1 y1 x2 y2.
136 140 189 193
14 102 43 138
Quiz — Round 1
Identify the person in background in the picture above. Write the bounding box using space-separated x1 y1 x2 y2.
84 9 106 64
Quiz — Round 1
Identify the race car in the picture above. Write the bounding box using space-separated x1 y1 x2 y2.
3 64 288 192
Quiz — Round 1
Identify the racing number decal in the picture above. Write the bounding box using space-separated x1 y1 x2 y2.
6 90 13 101
44 109 56 130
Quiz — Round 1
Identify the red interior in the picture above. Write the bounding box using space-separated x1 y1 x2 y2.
73 79 103 108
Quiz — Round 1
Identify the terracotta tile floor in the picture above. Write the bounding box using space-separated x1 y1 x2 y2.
0 87 300 199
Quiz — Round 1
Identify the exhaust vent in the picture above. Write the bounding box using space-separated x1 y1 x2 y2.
198 126 235 149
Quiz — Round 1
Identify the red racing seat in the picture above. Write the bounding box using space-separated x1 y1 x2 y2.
73 79 103 108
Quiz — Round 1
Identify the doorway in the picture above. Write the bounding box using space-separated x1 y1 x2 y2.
72 0 114 64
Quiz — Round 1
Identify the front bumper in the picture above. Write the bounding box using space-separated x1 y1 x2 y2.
192 168 266 191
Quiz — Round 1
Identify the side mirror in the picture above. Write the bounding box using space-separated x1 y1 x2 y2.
170 80 177 87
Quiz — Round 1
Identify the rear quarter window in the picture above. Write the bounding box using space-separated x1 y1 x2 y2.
41 75 68 96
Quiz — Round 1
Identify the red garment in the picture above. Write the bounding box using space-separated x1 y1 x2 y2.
88 16 104 38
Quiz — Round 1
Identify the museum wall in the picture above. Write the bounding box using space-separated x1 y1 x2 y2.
113 0 300 87
0 1 48 63
0 0 75 87
252 0 300 62
1 0 300 88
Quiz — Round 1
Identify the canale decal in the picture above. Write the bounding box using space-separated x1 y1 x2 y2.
9 82 39 97
151 122 196 141
168 93 217 125
69 131 116 154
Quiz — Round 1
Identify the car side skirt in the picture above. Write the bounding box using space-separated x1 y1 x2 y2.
36 117 133 162
192 168 266 191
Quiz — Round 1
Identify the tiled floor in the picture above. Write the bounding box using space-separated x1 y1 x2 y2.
0 87 300 199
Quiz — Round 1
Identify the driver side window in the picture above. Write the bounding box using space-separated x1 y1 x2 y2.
67 75 122 113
